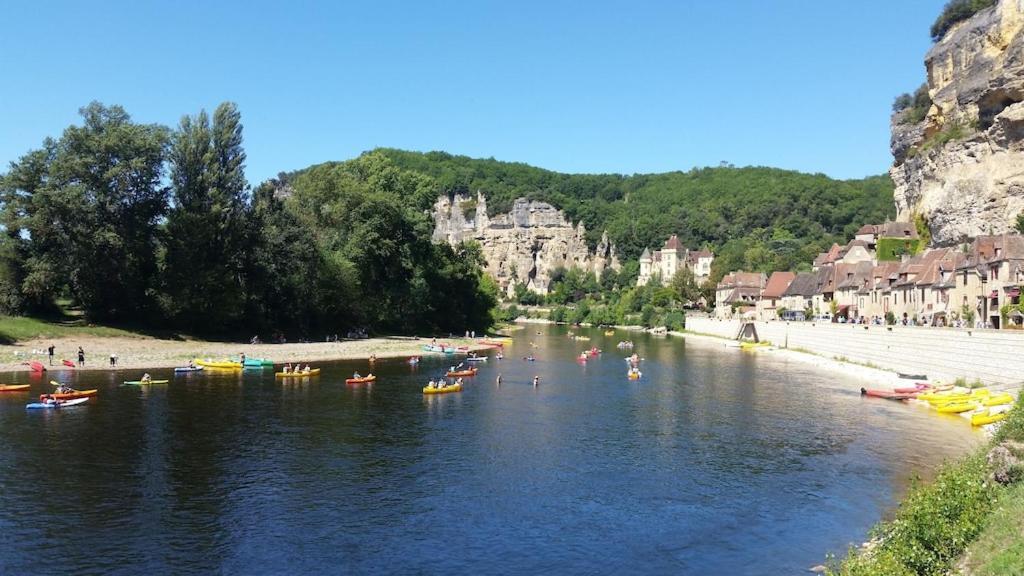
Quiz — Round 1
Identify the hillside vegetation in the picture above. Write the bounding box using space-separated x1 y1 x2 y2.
931 0 997 41
379 149 895 280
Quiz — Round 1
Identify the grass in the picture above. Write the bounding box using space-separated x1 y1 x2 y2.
960 482 1024 575
829 395 1024 575
0 315 152 344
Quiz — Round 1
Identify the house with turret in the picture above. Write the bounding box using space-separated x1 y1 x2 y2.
637 235 714 286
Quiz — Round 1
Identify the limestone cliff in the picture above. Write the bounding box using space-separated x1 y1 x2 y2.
891 0 1024 245
432 192 620 295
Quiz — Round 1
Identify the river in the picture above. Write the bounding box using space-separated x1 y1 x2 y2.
0 325 982 574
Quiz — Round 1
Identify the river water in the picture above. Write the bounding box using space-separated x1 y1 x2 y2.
0 325 981 575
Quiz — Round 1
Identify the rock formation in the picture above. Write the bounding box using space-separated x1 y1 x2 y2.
891 0 1024 246
432 192 620 295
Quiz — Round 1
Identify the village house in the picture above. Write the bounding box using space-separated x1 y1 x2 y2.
755 272 795 321
637 235 714 286
715 271 767 319
779 272 818 319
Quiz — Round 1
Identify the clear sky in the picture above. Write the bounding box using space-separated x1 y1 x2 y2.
1 0 945 183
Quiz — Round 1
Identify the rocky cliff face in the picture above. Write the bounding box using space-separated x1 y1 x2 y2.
891 0 1024 245
432 192 620 295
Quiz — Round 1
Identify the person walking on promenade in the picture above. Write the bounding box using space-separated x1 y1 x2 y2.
77 346 85 367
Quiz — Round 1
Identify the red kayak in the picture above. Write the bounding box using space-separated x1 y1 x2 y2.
27 361 46 373
61 359 76 368
861 388 916 400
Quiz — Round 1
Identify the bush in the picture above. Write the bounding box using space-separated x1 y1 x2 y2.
931 0 997 42
877 238 924 261
885 311 896 326
662 310 685 331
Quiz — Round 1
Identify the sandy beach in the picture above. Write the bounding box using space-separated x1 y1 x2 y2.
0 335 495 374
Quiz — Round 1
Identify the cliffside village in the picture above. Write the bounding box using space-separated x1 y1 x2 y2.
712 223 1024 330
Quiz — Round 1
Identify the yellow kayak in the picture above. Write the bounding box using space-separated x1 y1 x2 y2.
972 410 1009 426
195 359 242 370
275 369 320 378
936 402 979 414
604 330 615 336
981 393 1014 407
423 383 462 394
921 389 990 404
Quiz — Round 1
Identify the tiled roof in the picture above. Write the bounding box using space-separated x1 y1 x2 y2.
761 271 796 298
783 272 818 297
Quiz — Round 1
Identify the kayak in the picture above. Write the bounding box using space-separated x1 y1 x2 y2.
242 358 274 367
275 369 320 378
604 330 615 336
981 393 1015 407
893 383 933 394
28 361 45 373
0 384 30 392
195 359 242 370
61 359 76 368
972 411 1009 426
466 357 487 362
41 389 97 401
123 379 169 385
480 340 505 348
423 383 462 395
174 366 204 373
26 398 89 409
345 375 376 384
446 368 477 377
860 388 916 400
936 402 978 414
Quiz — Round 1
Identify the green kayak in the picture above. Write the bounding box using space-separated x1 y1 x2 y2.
242 358 274 367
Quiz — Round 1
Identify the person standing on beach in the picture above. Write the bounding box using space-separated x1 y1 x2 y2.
47 345 54 366
77 346 84 367
109 352 117 367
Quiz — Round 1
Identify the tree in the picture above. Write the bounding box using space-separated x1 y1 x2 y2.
163 103 252 331
1015 212 1024 234
2 102 170 321
670 268 701 305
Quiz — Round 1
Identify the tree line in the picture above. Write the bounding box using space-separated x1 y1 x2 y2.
0 102 497 337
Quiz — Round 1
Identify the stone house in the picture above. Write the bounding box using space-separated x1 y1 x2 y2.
755 271 796 321
780 272 818 318
715 271 767 318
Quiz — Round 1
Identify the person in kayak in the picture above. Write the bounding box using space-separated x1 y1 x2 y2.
240 352 246 363
353 371 361 379
369 354 376 363
533 376 540 387
141 373 152 383
187 359 196 369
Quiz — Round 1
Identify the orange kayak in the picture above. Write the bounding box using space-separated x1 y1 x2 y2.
345 375 377 384
446 368 478 377
0 384 30 392
41 389 97 401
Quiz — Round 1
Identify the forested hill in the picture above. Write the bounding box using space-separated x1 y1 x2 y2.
375 149 896 276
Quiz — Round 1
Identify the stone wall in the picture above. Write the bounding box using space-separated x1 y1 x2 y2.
686 316 1024 386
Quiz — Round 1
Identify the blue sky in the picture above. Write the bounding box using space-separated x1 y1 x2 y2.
1 1 944 183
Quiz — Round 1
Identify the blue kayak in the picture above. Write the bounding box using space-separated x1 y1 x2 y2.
26 398 89 409
174 366 204 373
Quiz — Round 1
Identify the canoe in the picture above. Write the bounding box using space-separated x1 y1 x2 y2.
0 384 30 392
123 379 169 385
465 357 487 362
446 368 477 377
276 369 321 378
242 358 274 367
972 411 1009 426
26 397 89 409
28 361 45 373
860 388 916 400
174 366 204 373
345 375 376 384
195 359 242 370
62 359 76 368
981 393 1014 407
936 402 978 414
423 383 462 395
41 389 97 401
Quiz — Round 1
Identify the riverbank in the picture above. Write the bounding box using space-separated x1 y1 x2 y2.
0 335 492 374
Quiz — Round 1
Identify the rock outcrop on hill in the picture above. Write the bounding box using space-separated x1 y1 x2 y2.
432 192 620 295
891 0 1024 246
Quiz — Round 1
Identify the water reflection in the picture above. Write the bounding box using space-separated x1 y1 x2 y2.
0 325 982 575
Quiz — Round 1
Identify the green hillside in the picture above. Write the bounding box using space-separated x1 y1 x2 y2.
377 149 895 279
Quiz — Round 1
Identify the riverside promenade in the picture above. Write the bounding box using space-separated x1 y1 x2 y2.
686 317 1024 390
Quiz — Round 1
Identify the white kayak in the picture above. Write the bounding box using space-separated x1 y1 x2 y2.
26 397 89 409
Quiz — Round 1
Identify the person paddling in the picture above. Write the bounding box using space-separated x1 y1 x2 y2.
533 376 540 387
